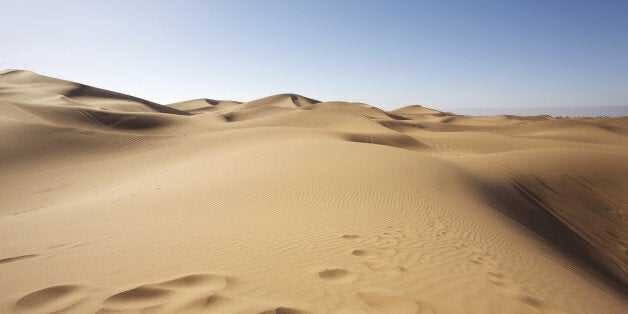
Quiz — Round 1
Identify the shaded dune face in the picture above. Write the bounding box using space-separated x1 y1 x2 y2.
458 149 628 289
511 170 627 287
475 169 628 290
0 70 627 313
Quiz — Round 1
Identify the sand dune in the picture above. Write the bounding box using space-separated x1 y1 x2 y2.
0 70 626 313
169 99 243 114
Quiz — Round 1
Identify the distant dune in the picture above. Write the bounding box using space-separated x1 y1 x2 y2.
1 70 626 313
444 106 628 118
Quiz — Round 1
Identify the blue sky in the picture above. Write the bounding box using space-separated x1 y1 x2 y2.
1 0 627 110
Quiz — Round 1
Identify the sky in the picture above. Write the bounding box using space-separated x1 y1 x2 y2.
1 0 627 111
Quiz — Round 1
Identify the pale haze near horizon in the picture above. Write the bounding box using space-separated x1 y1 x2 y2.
1 0 627 113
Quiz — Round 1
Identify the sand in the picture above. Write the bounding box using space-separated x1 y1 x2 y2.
0 70 626 313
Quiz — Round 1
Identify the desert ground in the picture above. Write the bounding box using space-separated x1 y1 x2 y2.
0 70 626 313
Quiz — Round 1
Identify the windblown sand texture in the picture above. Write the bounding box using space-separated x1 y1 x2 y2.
1 70 627 313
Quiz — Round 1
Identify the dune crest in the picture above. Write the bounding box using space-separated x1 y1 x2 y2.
1 70 626 313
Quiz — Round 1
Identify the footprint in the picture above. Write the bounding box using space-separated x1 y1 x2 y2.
469 257 484 265
106 285 171 304
318 268 359 283
158 274 227 290
0 254 37 264
180 293 231 312
97 305 163 313
258 307 309 314
14 285 85 312
351 249 378 259
104 273 229 311
363 261 404 275
357 289 434 314
516 293 544 308
513 292 560 312
486 270 518 289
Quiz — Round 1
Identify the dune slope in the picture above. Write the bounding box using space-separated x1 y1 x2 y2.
0 71 626 313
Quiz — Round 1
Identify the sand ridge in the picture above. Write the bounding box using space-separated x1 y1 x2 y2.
0 70 627 313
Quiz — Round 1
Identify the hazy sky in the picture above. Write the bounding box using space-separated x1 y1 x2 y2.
2 0 627 110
